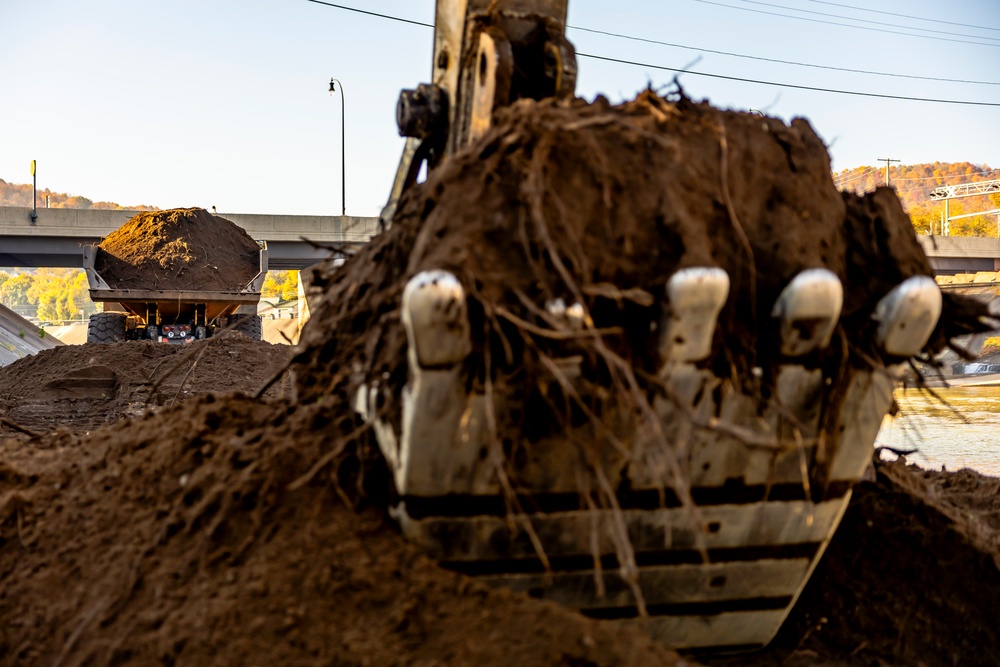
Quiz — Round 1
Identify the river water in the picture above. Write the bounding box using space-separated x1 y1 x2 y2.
875 385 1000 478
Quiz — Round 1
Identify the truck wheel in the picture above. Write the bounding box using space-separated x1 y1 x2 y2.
228 314 263 341
87 312 128 344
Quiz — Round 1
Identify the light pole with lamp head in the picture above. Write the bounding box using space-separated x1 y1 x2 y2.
329 78 345 217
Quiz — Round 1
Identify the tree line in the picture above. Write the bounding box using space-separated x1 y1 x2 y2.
0 269 97 323
0 179 157 211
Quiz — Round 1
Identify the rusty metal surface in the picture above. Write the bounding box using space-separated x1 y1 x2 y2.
433 0 469 156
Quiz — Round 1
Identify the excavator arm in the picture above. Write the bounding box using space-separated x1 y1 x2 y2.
383 0 575 221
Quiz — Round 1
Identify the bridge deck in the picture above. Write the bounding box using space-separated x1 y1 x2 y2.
0 206 379 270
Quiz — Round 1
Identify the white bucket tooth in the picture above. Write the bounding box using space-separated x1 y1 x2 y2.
402 270 472 368
565 302 585 330
545 297 567 318
771 268 843 357
873 275 942 357
660 267 730 365
545 298 585 331
383 270 481 497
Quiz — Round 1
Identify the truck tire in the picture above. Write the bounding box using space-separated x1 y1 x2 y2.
228 314 263 341
87 312 128 344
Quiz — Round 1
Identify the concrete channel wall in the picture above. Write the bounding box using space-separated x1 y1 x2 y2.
0 303 63 367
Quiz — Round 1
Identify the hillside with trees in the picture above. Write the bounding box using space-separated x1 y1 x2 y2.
0 179 157 211
833 162 1000 237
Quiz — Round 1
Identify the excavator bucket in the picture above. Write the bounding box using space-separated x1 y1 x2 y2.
314 0 982 653
354 266 941 649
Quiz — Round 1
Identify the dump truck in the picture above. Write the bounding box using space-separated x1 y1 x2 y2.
324 0 970 654
82 237 268 344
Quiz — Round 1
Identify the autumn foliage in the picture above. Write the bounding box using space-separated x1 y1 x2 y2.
0 269 97 323
262 271 299 301
0 179 158 211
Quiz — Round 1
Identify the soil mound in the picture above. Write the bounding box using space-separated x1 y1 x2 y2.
4 393 1000 666
95 208 261 291
295 90 984 450
0 393 685 666
0 333 290 435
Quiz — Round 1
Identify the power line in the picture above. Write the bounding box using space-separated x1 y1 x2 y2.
892 168 1000 183
694 0 1000 48
302 1 1000 106
568 25 1000 86
577 52 1000 106
803 0 1000 34
832 167 877 186
303 0 432 27
835 168 1000 194
728 0 1000 43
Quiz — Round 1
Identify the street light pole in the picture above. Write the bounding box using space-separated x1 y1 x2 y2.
329 78 346 216
30 160 37 223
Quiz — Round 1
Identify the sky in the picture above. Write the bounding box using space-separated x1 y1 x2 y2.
1 0 998 217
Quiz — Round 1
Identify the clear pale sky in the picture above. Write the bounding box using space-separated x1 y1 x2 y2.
2 0 998 216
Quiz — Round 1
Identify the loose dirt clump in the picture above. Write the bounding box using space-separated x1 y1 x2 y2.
0 333 290 435
95 208 262 291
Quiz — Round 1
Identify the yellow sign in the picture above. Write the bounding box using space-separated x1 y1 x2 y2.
30 160 35 176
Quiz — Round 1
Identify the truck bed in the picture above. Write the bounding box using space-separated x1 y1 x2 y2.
82 243 268 321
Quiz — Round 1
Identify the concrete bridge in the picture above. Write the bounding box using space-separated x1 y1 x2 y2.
2 206 998 275
917 235 1000 275
0 206 380 270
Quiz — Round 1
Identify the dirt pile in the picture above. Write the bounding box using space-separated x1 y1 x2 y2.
94 208 262 291
4 391 1000 665
0 392 686 666
0 333 290 435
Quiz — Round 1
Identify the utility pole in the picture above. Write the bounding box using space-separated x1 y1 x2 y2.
878 157 900 187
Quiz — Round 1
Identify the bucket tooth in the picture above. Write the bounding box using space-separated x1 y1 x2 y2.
640 267 727 490
771 269 843 357
659 267 730 368
402 270 472 368
872 276 942 357
361 270 481 497
545 298 586 331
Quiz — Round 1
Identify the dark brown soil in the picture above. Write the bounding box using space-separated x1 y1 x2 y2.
5 390 1000 666
0 333 291 435
0 393 686 667
95 208 262 291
